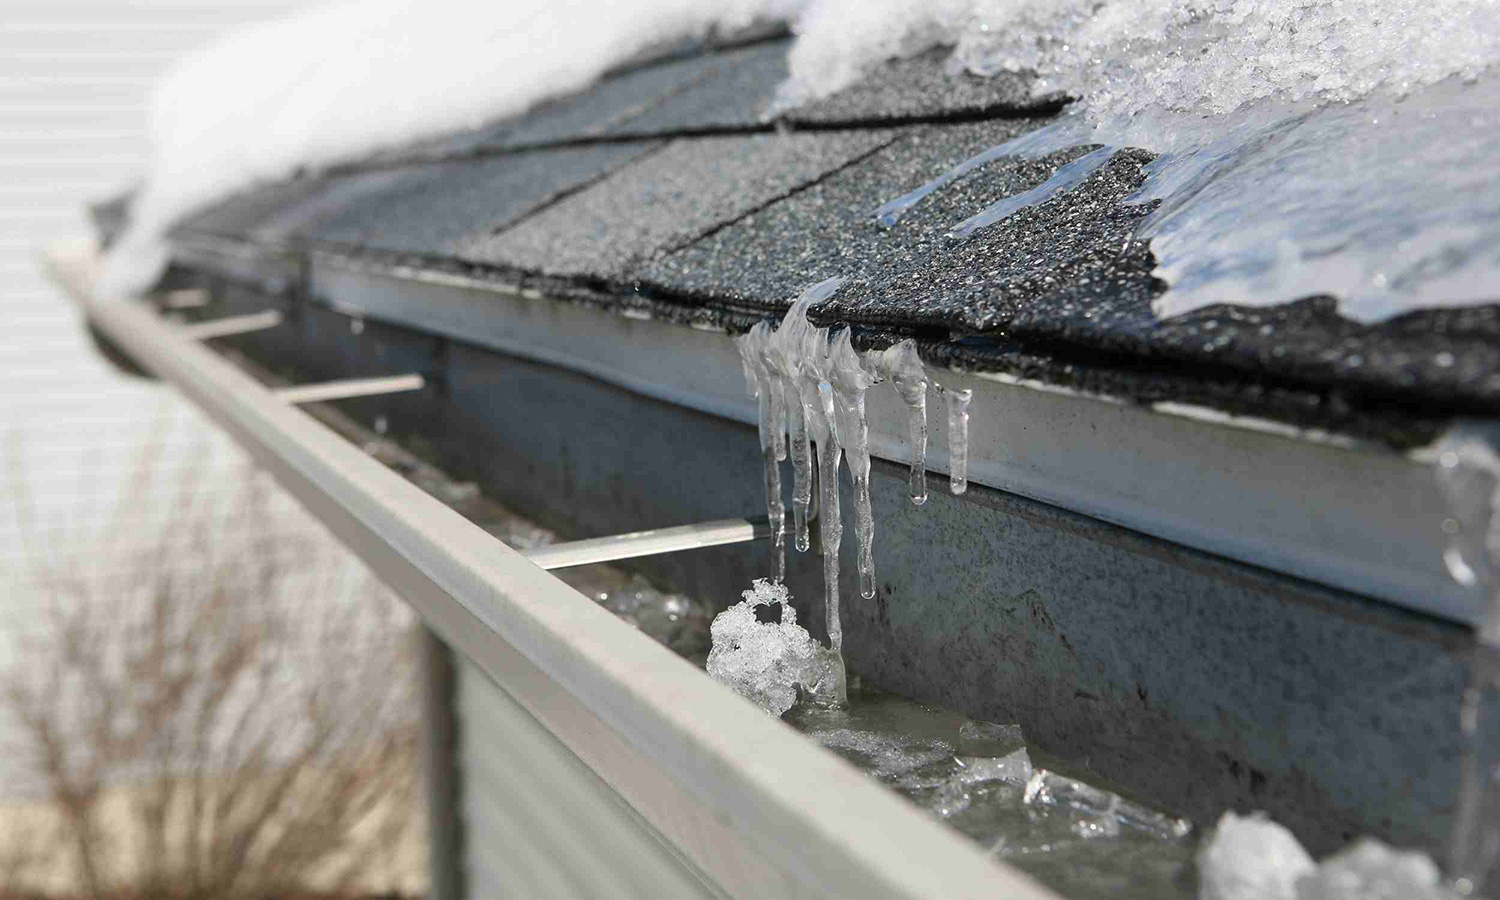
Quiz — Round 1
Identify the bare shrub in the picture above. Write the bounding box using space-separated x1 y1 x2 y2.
2 428 424 899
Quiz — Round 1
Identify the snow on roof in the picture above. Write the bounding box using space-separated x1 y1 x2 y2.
97 0 801 297
101 0 1500 436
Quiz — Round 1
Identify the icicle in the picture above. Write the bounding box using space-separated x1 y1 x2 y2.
785 387 813 552
768 277 843 555
873 339 929 506
817 404 844 651
793 328 848 707
943 385 973 495
732 277 853 707
1432 424 1500 889
764 450 786 582
829 329 879 601
762 360 787 582
767 364 788 463
796 322 849 701
736 322 784 581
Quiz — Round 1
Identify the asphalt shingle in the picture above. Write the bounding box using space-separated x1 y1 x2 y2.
466 130 895 280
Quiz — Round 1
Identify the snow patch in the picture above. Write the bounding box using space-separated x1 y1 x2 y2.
1198 812 1462 900
780 0 1500 128
99 0 799 297
1199 812 1315 900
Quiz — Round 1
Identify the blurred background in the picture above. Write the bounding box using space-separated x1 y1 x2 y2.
2 3 427 896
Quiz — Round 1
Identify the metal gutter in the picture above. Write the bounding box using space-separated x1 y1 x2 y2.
284 247 1477 627
45 239 1058 900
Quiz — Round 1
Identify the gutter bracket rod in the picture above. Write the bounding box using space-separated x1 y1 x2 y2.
522 517 771 570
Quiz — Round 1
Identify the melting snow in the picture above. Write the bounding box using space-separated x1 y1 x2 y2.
839 2 1500 321
111 0 1500 322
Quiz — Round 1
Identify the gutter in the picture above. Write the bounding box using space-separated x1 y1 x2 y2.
43 238 1060 900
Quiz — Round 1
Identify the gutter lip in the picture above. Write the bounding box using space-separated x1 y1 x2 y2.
45 237 1059 900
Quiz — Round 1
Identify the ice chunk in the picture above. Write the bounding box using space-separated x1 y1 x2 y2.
706 578 842 716
1199 811 1316 900
1138 82 1500 323
811 728 955 780
956 748 1032 786
1295 839 1455 900
957 719 1025 758
928 750 1032 818
1026 768 1192 844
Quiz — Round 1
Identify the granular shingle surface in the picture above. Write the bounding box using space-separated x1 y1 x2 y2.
301 143 659 255
465 130 895 280
639 118 1127 331
608 39 789 136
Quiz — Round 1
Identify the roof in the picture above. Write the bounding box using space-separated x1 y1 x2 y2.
158 35 1500 448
